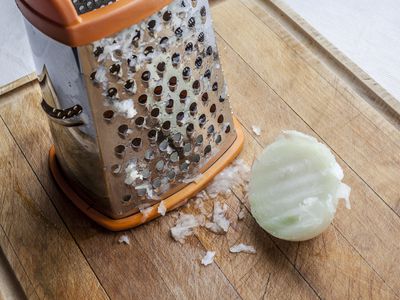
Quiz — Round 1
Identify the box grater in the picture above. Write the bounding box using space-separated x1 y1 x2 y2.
17 0 244 230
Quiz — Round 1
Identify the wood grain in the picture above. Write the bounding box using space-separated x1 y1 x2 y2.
212 31 398 298
0 82 241 299
212 0 400 295
0 73 36 97
213 0 400 217
0 97 108 299
0 0 399 299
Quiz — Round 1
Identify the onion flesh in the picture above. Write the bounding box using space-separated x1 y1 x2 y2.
249 131 351 241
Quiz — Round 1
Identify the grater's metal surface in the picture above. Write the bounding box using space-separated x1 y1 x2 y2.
27 0 237 219
72 0 117 15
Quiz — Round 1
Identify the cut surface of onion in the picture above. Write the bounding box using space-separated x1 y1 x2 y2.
249 131 351 241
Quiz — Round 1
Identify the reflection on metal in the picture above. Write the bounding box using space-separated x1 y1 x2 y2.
26 0 238 220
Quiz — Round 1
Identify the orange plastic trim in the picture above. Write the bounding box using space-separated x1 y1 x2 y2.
16 0 173 46
49 117 245 231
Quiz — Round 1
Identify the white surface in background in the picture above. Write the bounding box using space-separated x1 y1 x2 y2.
1 0 400 102
283 0 400 100
0 1 35 87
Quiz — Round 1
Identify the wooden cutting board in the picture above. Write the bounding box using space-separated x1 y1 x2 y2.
0 0 399 299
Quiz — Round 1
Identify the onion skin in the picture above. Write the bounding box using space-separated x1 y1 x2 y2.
249 131 351 242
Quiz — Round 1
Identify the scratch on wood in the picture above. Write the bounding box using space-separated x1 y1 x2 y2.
262 273 271 300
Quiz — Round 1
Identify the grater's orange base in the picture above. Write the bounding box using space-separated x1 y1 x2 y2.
49 117 245 231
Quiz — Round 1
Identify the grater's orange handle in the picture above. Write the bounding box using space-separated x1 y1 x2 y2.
16 0 173 47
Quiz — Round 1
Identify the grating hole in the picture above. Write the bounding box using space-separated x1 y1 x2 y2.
167 170 176 180
107 87 118 98
145 149 155 161
156 160 165 171
219 96 225 103
195 57 203 68
142 169 151 179
215 134 222 144
170 152 179 163
169 76 177 91
166 99 174 114
157 62 166 73
185 42 193 53
148 129 158 141
118 124 129 138
90 71 96 81
181 162 190 172
206 46 213 56
135 116 145 127
225 125 231 133
188 17 196 28
162 121 171 135
189 103 197 115
202 92 209 102
131 30 141 45
186 123 195 136
138 94 148 105
175 27 183 38
192 80 200 90
198 32 205 43
115 145 126 158
173 132 182 144
111 164 122 175
163 10 172 22
179 90 188 103
141 71 151 82
217 114 224 123
132 138 142 150
200 6 207 17
103 110 114 121
182 67 191 80
210 104 216 113
151 108 160 118
144 46 154 56
176 112 185 125
183 143 192 154
207 125 215 135
204 145 212 155
154 86 163 97
212 82 218 91
199 114 207 127
159 139 169 152
192 80 200 95
109 63 121 75
204 69 211 79
93 46 104 57
172 53 180 66
124 79 135 91
196 134 204 145
160 37 169 49
128 55 138 70
153 178 162 189
162 121 171 130
148 20 156 31
192 154 201 163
